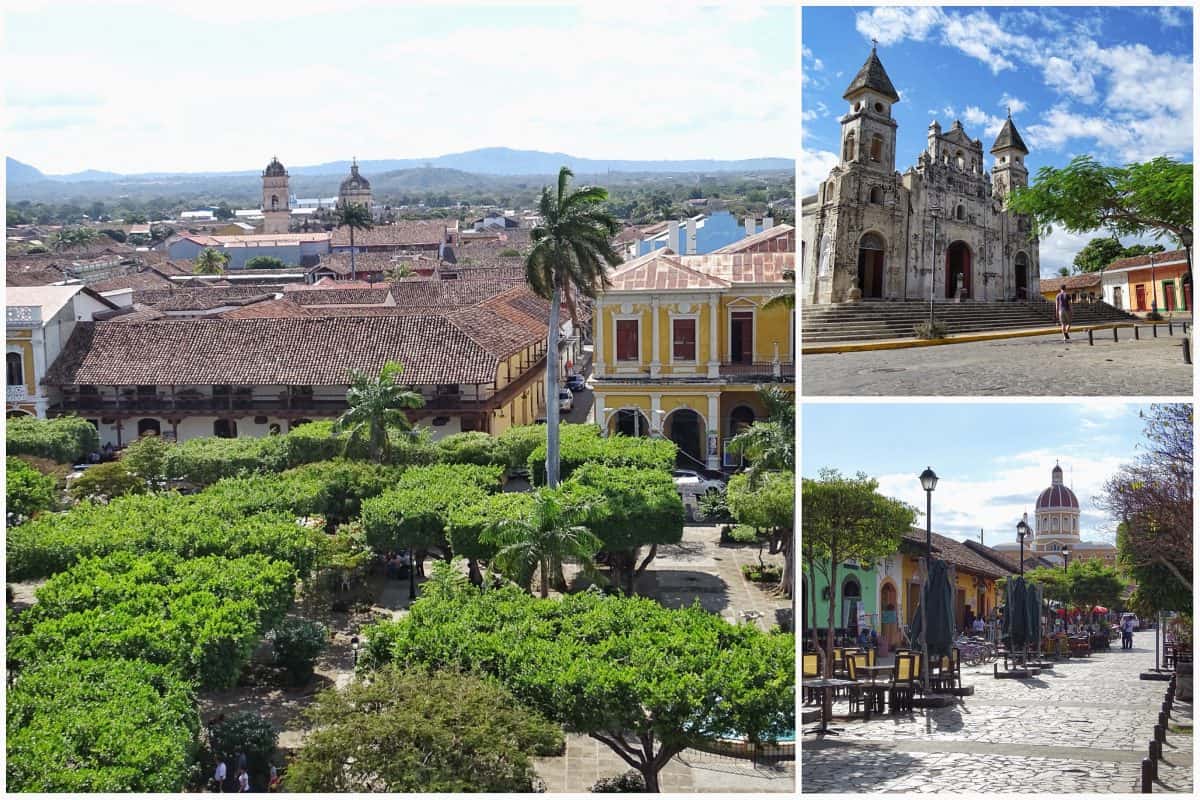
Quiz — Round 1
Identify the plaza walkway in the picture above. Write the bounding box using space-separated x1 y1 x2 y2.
802 631 1193 793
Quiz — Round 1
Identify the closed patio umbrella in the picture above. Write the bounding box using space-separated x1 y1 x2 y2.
1004 577 1029 650
1026 581 1043 648
910 559 956 659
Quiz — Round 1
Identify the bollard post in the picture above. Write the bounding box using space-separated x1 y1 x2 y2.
1088 329 1094 346
1114 326 1119 342
1184 337 1192 365
1159 711 1168 729
1184 322 1189 334
1168 321 1174 335
1142 758 1154 792
1153 324 1158 338
1154 724 1165 744
1134 326 1140 340
1150 739 1160 761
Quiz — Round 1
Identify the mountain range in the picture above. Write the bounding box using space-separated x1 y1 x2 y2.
7 148 792 185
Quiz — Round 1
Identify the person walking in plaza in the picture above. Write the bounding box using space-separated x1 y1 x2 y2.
1056 285 1072 340
1121 615 1135 649
213 758 227 793
237 767 250 793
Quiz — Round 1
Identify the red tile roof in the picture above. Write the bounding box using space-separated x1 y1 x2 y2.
218 298 314 319
331 219 457 248
712 224 795 254
607 250 730 291
1106 248 1187 270
900 528 1010 579
1039 273 1101 293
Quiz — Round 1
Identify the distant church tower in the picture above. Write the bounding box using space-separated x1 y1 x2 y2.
262 156 290 234
338 158 373 211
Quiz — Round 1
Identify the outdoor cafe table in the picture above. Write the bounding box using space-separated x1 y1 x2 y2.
801 677 857 736
855 665 893 718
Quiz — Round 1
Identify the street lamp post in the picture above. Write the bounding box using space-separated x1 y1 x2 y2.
1061 544 1071 572
918 467 938 707
1016 514 1031 578
408 547 417 601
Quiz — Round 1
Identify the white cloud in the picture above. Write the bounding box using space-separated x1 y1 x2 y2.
1026 104 1192 163
998 94 1027 114
939 10 1034 74
854 6 944 46
1042 56 1097 102
1036 226 1165 277
1157 7 1187 27
802 101 829 123
961 106 1005 138
798 148 838 197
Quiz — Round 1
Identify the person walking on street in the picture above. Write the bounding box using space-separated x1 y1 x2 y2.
1121 616 1135 650
237 767 250 793
1056 285 1072 340
213 759 227 793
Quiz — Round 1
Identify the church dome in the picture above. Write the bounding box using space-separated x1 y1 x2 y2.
340 160 370 192
264 157 287 177
1036 464 1078 510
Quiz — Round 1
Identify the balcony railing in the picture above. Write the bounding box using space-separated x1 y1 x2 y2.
7 386 31 402
719 361 795 379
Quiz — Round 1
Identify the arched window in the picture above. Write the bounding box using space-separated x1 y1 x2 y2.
1000 156 1007 164
955 204 966 221
6 352 23 386
955 151 965 170
869 186 883 204
214 418 237 439
870 135 883 162
271 195 279 210
843 133 856 162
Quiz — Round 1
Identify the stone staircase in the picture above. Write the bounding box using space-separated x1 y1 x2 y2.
801 299 1138 344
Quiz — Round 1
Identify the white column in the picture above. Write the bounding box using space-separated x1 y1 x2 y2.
649 392 663 435
649 298 661 378
593 297 605 378
707 292 720 378
593 392 606 434
706 392 720 470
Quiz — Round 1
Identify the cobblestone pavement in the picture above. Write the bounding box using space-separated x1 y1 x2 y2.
802 631 1193 793
802 332 1193 396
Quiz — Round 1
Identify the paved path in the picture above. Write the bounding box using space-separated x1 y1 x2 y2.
802 332 1193 396
802 631 1192 793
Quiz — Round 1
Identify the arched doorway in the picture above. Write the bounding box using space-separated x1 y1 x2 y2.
1014 252 1029 300
611 408 650 437
841 576 862 632
729 406 756 435
881 581 899 648
664 408 705 469
857 232 885 299
946 240 972 299
137 418 161 437
1112 285 1123 309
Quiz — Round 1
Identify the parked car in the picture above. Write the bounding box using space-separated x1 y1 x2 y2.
565 374 588 392
671 469 725 497
558 390 573 413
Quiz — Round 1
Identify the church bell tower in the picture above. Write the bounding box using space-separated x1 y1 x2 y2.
839 41 900 175
261 156 291 234
990 111 1029 203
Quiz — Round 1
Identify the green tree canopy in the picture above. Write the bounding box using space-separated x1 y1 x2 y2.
286 666 562 792
333 361 425 463
802 469 915 671
1072 237 1166 274
727 470 794 597
333 202 374 280
244 255 287 270
1026 558 1124 609
482 487 602 597
6 456 57 521
193 247 229 275
361 563 793 792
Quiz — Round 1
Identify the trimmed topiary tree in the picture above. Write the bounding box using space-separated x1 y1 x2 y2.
68 461 146 501
208 711 278 791
6 416 99 464
270 618 328 686
6 456 57 521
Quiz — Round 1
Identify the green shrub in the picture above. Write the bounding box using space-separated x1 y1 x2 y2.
6 457 57 520
7 492 318 580
436 431 508 466
591 770 648 792
270 618 328 685
446 491 535 563
527 428 675 484
245 255 287 270
6 658 199 793
120 433 173 483
10 551 297 688
565 464 685 553
282 420 345 467
361 464 503 554
6 416 99 463
741 563 782 583
208 711 278 789
724 524 761 544
68 461 145 500
163 435 289 486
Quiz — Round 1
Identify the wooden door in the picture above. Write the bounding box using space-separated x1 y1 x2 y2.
1164 282 1176 311
1135 284 1147 310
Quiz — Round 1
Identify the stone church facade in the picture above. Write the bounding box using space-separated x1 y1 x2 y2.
801 46 1039 305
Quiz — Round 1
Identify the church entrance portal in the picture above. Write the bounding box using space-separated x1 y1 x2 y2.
1014 253 1029 300
857 233 885 299
946 241 972 299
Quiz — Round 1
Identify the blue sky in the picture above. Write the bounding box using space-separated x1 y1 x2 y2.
801 6 1194 274
2 1 795 174
801 401 1159 548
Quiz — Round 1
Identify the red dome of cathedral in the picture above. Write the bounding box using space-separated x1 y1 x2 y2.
1035 464 1078 510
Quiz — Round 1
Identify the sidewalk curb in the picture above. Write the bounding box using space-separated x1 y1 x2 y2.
802 323 1140 355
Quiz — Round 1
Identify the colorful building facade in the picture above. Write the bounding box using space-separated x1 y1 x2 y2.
593 228 794 470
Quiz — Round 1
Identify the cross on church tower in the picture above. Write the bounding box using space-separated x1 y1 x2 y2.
871 37 878 50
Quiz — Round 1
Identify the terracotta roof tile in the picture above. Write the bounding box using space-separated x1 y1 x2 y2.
901 528 1010 579
218 298 314 319
331 219 457 248
607 250 730 291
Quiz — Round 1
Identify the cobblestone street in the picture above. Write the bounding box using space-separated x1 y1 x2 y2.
802 333 1194 396
802 631 1193 793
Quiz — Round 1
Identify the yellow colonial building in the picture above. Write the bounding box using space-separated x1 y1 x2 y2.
592 226 794 470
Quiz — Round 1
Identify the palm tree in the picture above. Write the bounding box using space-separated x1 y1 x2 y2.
333 361 425 463
482 488 602 598
193 247 229 275
727 384 794 485
334 202 374 281
525 167 622 487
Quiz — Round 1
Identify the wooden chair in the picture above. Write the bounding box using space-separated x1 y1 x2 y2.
931 648 961 692
802 653 820 704
889 653 918 713
844 653 866 714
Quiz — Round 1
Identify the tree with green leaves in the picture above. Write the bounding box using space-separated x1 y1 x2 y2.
1009 156 1193 298
361 562 793 792
120 432 173 486
525 167 622 487
333 202 374 281
726 470 794 598
49 226 99 252
1026 558 1124 610
802 469 915 677
6 457 57 521
193 247 229 275
482 487 602 597
286 666 562 792
1101 403 1192 605
333 361 424 463
1072 237 1165 274
727 385 794 485
244 255 287 270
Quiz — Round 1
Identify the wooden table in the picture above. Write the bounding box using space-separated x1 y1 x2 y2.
855 665 893 718
802 678 857 736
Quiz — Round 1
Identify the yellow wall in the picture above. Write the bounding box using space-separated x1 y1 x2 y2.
7 336 36 393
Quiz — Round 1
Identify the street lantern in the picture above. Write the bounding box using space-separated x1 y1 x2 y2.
1061 544 1071 571
350 635 360 666
1016 514 1031 576
917 466 938 711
